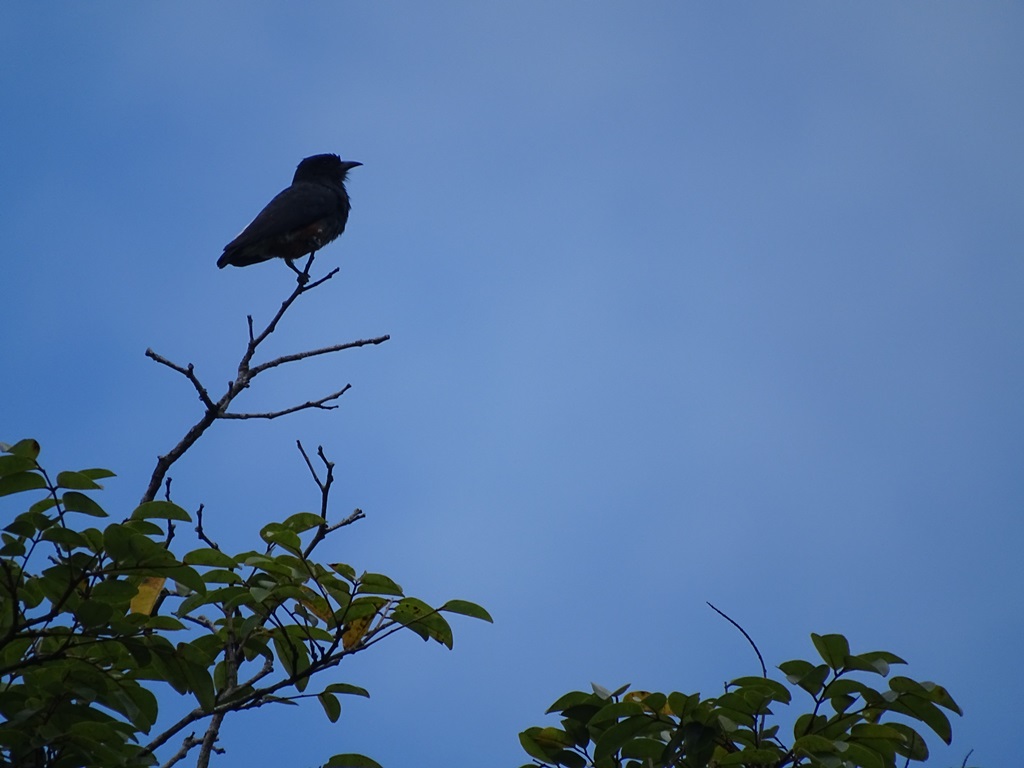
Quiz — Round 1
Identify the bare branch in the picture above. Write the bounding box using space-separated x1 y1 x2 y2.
329 508 365 531
706 602 767 678
181 614 217 632
142 257 387 504
239 657 275 689
250 335 390 376
296 440 322 489
145 350 219 411
160 734 201 768
194 505 220 550
304 267 339 290
298 442 352 558
195 713 226 768
221 385 351 419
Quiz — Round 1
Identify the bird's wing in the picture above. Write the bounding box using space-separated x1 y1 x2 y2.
224 183 337 252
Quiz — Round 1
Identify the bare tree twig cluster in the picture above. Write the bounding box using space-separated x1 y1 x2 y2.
141 254 388 504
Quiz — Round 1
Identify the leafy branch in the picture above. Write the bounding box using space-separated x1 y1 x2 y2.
0 255 491 768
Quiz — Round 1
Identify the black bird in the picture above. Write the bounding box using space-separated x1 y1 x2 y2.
217 154 361 270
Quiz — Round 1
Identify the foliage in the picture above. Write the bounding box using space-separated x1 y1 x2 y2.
0 437 490 768
518 632 963 768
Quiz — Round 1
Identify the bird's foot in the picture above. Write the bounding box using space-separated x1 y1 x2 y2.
285 258 310 285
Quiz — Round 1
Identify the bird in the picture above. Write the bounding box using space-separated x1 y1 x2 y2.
217 154 362 271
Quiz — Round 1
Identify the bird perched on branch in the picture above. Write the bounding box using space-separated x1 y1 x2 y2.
217 153 362 271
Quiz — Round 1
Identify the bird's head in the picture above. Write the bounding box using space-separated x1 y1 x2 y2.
293 154 362 185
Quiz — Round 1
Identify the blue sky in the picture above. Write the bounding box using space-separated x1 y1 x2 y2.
2 4 1022 766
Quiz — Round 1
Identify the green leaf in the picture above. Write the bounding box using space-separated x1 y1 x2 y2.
439 599 493 622
919 681 962 714
887 692 953 744
75 598 114 628
0 471 47 497
825 678 876 700
4 439 41 459
859 650 907 670
838 740 887 768
0 455 36 477
322 683 370 698
324 753 383 768
40 525 88 548
165 565 206 594
77 467 116 481
126 519 166 537
56 470 102 490
811 633 851 670
589 700 644 725
183 548 238 568
779 659 829 696
594 715 660 764
176 644 216 711
358 572 404 596
888 676 926 695
546 690 594 714
331 562 357 580
391 597 453 647
794 713 827 740
849 723 904 741
146 615 186 631
282 511 326 533
730 676 792 704
260 523 302 554
779 659 813 681
530 727 577 749
62 491 109 517
666 691 700 718
132 501 191 522
92 579 142 605
622 738 676 761
887 722 929 760
519 729 556 762
794 734 837 755
717 747 787 766
318 692 341 723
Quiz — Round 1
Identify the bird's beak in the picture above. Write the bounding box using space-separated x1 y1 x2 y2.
342 160 363 171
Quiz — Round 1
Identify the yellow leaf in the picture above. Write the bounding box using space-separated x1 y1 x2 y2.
342 605 385 650
342 616 372 649
298 588 332 622
130 576 165 615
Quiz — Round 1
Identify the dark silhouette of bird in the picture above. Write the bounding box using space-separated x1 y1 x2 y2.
217 154 362 270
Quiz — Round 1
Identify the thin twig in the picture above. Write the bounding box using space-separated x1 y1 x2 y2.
144 351 218 411
162 479 176 546
141 258 385 504
220 385 351 419
194 505 219 550
706 602 767 678
296 441 322 489
160 734 201 768
298 442 346 558
250 336 390 377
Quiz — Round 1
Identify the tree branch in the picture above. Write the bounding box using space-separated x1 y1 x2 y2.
249 336 390 377
220 385 352 419
706 602 767 678
159 733 201 768
141 257 387 504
